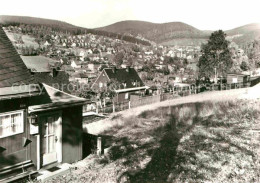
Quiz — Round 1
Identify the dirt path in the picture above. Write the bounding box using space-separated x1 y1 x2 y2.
85 86 260 135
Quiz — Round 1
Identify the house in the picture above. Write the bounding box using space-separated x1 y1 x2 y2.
226 73 250 84
106 47 114 54
70 72 89 84
44 41 51 46
71 60 81 69
86 49 93 55
61 65 75 75
88 63 101 73
0 27 86 182
91 67 149 103
71 43 77 47
79 51 86 61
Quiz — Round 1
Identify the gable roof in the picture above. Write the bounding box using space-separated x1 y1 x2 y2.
28 83 87 113
21 56 51 72
104 67 144 89
0 26 35 88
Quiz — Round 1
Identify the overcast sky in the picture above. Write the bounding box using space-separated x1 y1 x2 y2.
1 0 260 30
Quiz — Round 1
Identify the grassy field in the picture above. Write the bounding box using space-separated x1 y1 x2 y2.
5 31 39 48
44 99 260 183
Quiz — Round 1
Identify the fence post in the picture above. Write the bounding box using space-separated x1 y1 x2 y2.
112 102 115 113
97 137 102 156
96 102 99 114
129 100 131 109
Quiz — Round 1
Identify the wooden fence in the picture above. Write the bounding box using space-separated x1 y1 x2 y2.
83 81 254 115
130 95 161 108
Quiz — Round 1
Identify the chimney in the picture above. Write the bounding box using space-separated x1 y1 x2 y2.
51 68 57 77
111 66 116 73
126 66 130 72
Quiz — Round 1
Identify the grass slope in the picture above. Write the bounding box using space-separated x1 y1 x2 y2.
44 99 260 183
5 31 38 48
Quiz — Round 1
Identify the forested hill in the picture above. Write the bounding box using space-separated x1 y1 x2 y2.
0 15 151 46
97 20 210 44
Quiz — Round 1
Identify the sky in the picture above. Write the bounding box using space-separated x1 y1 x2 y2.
1 0 260 30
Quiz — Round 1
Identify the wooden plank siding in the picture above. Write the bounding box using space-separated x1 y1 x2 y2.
226 74 250 84
0 98 31 169
62 106 83 164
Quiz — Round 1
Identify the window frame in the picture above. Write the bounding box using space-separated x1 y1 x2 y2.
0 110 24 138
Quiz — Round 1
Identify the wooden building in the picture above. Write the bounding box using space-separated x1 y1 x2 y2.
226 73 250 84
0 27 86 182
91 66 148 103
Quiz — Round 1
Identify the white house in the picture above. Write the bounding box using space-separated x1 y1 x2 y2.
44 41 51 46
71 60 81 69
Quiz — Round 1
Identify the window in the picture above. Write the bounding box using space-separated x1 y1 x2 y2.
125 93 129 99
0 110 24 138
42 116 58 154
99 82 103 88
232 78 238 83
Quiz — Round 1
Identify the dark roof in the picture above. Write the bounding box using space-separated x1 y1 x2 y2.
0 27 35 88
227 73 250 76
104 67 144 88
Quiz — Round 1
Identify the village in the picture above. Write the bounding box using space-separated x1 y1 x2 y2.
0 10 260 183
3 25 201 90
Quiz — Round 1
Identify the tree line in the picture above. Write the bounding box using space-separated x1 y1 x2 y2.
1 22 151 46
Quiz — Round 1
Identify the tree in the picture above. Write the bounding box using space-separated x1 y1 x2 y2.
114 52 124 66
247 39 260 69
126 57 134 66
198 30 232 79
240 61 249 71
99 64 108 72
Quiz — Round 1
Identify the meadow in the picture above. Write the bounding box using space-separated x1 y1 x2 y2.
44 99 260 183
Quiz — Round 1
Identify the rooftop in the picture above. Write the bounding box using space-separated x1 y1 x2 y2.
21 56 60 72
104 67 145 89
0 26 35 88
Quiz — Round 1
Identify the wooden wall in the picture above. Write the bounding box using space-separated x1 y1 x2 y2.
0 98 31 169
62 105 83 164
0 96 84 171
227 74 249 84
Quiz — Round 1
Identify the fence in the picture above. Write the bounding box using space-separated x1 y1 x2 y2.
115 101 129 112
83 81 254 115
130 95 161 108
251 76 260 87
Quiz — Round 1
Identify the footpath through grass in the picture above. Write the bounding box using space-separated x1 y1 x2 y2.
45 99 260 183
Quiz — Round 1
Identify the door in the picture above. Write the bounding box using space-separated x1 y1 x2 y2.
41 113 62 166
